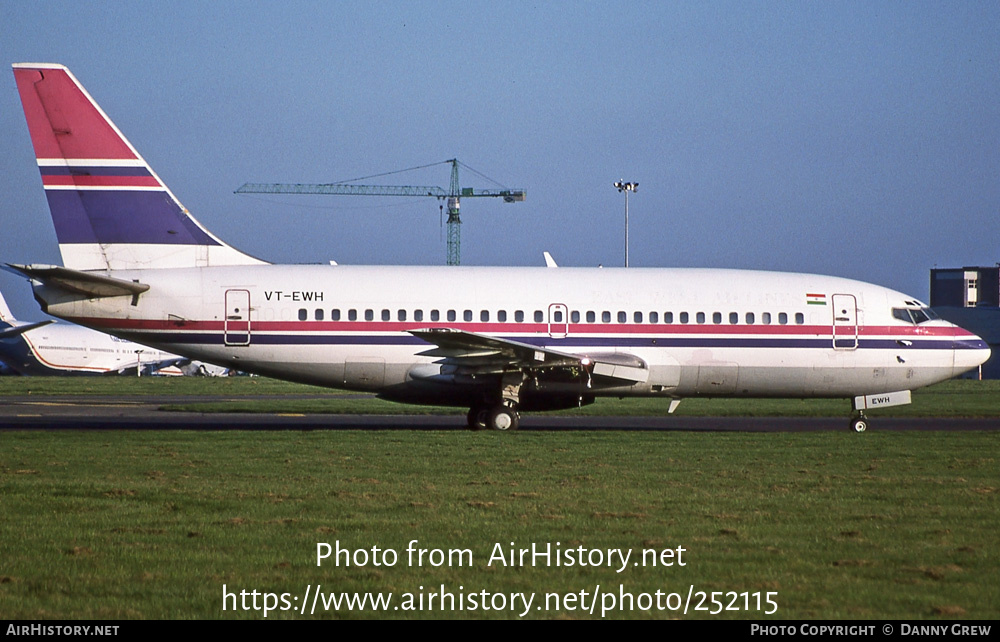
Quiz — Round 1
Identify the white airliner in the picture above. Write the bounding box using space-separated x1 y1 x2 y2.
6 63 990 430
0 289 185 376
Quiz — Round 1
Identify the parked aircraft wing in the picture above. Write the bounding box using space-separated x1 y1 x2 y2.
0 320 54 338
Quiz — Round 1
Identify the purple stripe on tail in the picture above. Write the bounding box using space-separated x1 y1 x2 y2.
46 190 220 245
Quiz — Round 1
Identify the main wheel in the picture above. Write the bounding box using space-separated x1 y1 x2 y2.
487 406 519 431
466 406 488 431
850 416 868 433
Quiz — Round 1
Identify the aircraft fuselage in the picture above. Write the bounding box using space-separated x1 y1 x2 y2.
31 264 987 405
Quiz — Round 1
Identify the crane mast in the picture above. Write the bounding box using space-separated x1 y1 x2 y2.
236 159 525 266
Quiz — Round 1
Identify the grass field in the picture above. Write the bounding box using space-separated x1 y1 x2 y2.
1 377 997 619
1 427 998 619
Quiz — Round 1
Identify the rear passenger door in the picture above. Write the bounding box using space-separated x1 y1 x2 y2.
224 289 251 346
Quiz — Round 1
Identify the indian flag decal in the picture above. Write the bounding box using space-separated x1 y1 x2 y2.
806 293 827 306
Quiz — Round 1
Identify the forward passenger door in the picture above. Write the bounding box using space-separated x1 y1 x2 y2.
832 294 858 350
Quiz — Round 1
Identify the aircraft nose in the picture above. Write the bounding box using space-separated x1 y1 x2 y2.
952 330 991 377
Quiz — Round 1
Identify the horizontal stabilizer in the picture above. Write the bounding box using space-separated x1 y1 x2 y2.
0 320 54 338
6 264 149 298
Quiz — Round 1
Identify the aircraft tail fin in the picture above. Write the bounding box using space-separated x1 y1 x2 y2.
0 289 14 322
12 63 266 271
0 288 54 338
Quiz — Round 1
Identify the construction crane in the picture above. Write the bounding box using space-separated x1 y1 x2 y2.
235 159 525 266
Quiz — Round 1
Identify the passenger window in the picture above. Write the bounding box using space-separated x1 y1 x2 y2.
398 309 406 321
729 312 738 324
298 308 307 321
447 310 456 322
534 310 544 323
571 311 580 323
649 311 658 323
696 312 706 324
795 312 804 324
381 309 390 321
348 309 358 321
463 310 472 322
679 312 688 324
515 310 524 323
618 311 626 323
553 310 563 323
498 310 507 322
481 310 489 322
713 312 722 324
745 312 755 324
762 312 771 325
586 311 596 323
602 311 611 323
331 309 341 321
414 310 423 322
634 311 643 323
431 310 440 321
365 309 374 321
315 309 324 321
779 312 788 325
665 312 674 323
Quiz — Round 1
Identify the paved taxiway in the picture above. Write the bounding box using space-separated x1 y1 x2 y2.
0 394 996 431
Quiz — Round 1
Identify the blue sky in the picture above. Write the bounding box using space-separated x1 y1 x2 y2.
1 1 998 319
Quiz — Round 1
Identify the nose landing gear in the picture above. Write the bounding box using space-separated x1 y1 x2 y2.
850 411 868 433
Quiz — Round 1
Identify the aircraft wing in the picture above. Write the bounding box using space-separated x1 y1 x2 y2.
409 328 648 383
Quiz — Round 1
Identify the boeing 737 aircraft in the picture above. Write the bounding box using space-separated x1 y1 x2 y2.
6 63 991 430
0 288 185 376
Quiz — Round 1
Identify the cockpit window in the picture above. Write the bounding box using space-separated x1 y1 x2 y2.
892 307 938 324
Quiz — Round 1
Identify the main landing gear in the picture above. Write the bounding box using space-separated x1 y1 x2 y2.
849 411 868 433
466 372 524 431
466 402 520 431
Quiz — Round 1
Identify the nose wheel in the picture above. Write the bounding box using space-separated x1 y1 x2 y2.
850 412 868 433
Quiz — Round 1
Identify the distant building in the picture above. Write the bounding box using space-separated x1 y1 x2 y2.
930 266 1000 379
930 266 1000 308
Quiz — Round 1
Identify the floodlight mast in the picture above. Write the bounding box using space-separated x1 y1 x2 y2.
614 180 638 267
